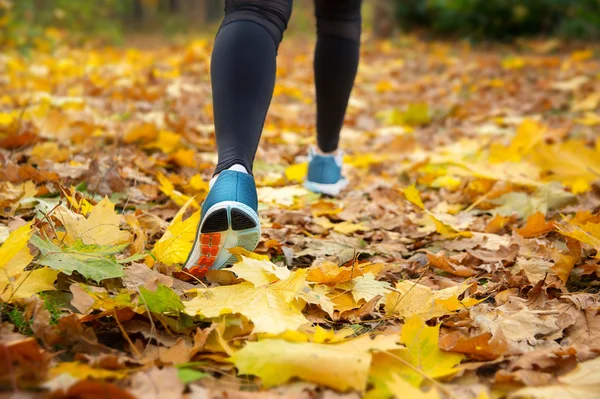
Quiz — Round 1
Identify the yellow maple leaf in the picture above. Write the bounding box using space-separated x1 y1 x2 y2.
123 122 158 144
404 184 425 210
368 316 463 397
184 269 308 334
385 281 483 319
62 187 94 215
0 223 58 303
404 185 472 238
230 334 402 391
530 139 600 193
54 197 132 246
156 172 200 208
575 112 600 126
30 142 70 163
285 162 308 182
144 130 181 154
337 272 391 303
501 56 525 70
151 197 200 266
572 92 600 112
343 153 387 168
489 119 545 163
228 255 290 286
386 375 441 399
556 221 600 259
50 361 128 380
170 148 197 168
314 217 371 235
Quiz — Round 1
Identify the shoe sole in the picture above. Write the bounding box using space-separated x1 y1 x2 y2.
304 178 349 196
183 201 261 277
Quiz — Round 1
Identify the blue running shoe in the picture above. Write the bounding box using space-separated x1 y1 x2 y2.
304 148 348 196
184 170 261 277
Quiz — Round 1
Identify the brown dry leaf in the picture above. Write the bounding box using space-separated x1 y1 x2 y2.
426 251 478 277
0 336 52 388
130 367 185 399
439 331 508 361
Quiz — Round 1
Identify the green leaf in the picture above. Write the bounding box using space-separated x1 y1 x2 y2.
116 252 148 264
31 235 126 283
138 284 184 314
177 368 207 384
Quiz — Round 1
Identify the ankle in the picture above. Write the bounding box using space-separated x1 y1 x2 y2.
210 164 249 189
316 146 339 156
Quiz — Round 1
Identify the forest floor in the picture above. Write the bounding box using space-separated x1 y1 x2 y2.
1 32 600 399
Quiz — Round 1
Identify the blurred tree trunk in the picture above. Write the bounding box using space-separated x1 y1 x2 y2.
373 0 394 39
182 0 207 24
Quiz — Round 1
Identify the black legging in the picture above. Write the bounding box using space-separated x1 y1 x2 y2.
212 0 362 175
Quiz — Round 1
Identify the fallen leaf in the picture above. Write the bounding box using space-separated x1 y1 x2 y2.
0 223 58 302
426 252 478 277
50 361 129 380
32 236 126 283
510 356 600 399
138 284 184 314
516 212 555 238
151 197 200 266
230 334 402 391
368 316 463 398
227 255 290 286
184 270 308 334
439 331 508 361
53 197 132 246
385 281 483 319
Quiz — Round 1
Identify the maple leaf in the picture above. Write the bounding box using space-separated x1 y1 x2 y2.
230 334 402 391
53 197 132 246
306 261 364 285
151 197 200 266
227 255 290 286
338 272 391 303
0 223 58 303
285 162 308 182
488 119 545 163
510 356 600 399
403 185 472 238
386 376 441 399
516 212 555 238
31 236 127 283
314 216 371 235
531 139 600 193
368 316 463 397
385 281 483 319
557 220 600 259
184 269 308 334
156 172 200 208
50 361 129 380
138 284 184 314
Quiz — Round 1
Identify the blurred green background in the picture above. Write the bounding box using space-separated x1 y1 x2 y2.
1 0 599 51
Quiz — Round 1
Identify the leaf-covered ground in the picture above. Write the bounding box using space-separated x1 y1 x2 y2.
1 32 600 399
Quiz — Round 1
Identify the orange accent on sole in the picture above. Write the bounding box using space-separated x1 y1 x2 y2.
188 265 210 278
191 232 223 277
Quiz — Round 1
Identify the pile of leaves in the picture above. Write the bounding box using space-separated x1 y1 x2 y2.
1 33 600 399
